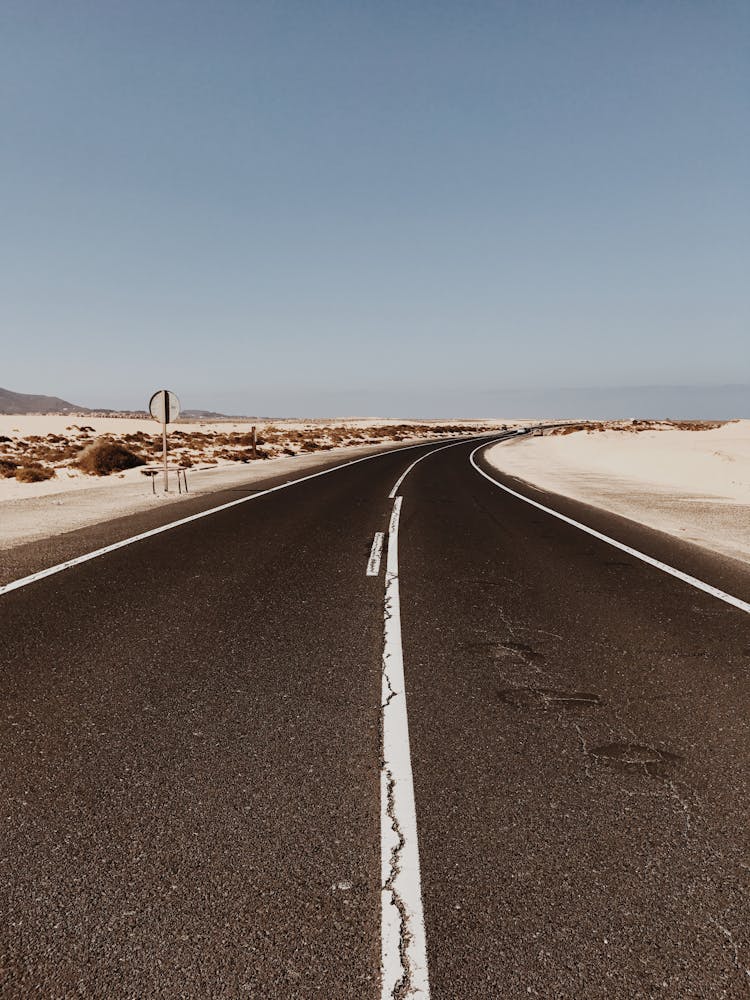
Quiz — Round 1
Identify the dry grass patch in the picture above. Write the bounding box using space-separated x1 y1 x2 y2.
15 463 55 483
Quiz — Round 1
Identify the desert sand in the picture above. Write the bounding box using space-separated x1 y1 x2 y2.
486 420 750 564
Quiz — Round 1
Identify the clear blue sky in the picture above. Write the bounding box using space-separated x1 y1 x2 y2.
1 1 748 416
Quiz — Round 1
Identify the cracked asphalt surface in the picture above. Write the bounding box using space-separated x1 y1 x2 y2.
1 435 750 997
403 442 750 999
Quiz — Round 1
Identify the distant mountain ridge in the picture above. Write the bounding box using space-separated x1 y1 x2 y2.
0 387 245 419
0 386 88 414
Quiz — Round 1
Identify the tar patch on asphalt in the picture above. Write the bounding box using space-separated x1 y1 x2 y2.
497 687 601 710
468 639 546 662
590 742 681 776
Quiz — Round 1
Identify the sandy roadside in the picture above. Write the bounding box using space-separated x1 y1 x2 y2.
0 421 513 551
485 420 750 565
0 414 512 504
0 443 398 550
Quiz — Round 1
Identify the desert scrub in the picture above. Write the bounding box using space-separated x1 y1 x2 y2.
0 458 19 478
15 463 55 483
75 437 146 475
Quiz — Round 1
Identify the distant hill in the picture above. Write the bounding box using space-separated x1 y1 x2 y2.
0 386 88 414
181 409 237 420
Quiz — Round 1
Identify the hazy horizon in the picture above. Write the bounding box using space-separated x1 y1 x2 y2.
5 381 747 421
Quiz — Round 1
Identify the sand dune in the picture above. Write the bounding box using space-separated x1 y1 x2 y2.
486 420 750 564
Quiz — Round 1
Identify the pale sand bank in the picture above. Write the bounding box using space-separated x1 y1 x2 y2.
486 420 750 564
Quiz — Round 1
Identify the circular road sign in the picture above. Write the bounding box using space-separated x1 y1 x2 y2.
149 389 181 424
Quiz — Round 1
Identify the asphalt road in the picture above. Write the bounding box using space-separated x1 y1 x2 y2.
1 434 749 998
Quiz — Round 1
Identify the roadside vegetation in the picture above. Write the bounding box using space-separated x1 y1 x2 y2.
549 419 728 436
0 421 504 483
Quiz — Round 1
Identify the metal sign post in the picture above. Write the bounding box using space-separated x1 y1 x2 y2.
148 389 181 492
161 418 168 490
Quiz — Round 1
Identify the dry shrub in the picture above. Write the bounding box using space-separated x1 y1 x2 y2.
216 449 250 463
0 458 18 478
15 463 55 483
180 432 212 447
669 420 725 432
27 443 77 463
75 438 146 476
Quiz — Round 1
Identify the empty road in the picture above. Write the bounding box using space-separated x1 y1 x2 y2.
1 433 749 998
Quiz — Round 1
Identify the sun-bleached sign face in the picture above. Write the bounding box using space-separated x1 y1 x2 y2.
149 389 181 424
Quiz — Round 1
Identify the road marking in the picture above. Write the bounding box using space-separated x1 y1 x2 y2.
470 444 750 616
367 532 385 576
379 432 515 995
0 438 464 599
387 434 501 499
381 496 430 998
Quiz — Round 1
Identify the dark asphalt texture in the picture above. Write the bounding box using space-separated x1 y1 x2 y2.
402 441 750 999
1 434 749 998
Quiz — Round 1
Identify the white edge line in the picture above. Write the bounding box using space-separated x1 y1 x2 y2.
367 531 385 576
469 442 750 616
381 494 430 998
0 438 461 598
